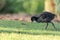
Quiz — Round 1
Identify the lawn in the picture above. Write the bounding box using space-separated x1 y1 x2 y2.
0 20 60 40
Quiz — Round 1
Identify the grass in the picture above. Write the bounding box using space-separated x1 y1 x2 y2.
0 20 60 40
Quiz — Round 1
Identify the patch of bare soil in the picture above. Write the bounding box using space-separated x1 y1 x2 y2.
0 13 60 22
0 13 32 22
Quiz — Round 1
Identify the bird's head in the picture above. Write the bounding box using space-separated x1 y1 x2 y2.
31 16 38 22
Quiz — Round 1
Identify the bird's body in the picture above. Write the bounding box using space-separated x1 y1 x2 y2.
37 12 55 22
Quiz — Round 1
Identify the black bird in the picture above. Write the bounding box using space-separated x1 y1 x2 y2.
31 11 56 30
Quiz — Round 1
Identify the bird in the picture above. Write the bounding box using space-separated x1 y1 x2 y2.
31 11 57 30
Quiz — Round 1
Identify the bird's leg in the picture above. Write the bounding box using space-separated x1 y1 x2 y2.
45 22 48 29
50 22 57 30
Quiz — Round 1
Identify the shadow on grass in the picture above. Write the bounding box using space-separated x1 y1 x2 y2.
0 30 60 36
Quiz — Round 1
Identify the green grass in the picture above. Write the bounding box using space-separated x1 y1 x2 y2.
0 20 60 40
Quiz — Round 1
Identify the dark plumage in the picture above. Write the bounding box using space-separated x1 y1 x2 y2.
31 11 57 30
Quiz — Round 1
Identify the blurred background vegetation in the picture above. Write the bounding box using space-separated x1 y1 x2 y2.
0 0 60 15
0 0 44 14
